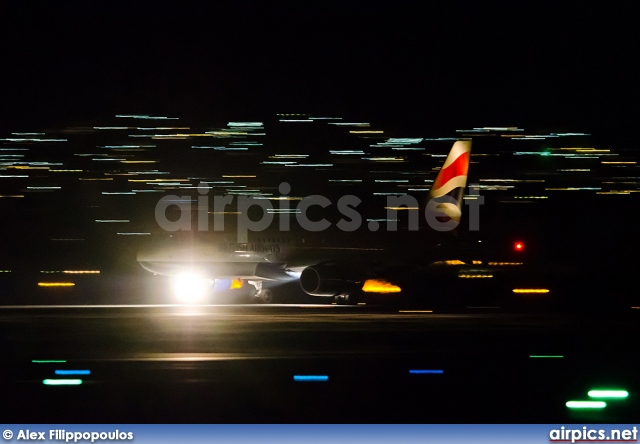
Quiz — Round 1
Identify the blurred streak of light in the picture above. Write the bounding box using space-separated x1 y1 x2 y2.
214 147 248 151
95 220 129 223
285 164 333 167
0 138 67 142
565 401 606 409
409 370 444 374
116 115 178 120
0 270 12 272
529 355 563 358
512 289 550 294
330 150 365 155
349 130 384 134
546 188 601 191
458 274 493 278
38 282 75 287
228 122 263 127
293 375 329 382
63 270 100 274
601 161 636 164
361 279 401 293
79 178 113 181
0 195 24 198
279 119 312 123
102 192 135 195
558 169 591 172
329 122 370 126
272 154 309 158
362 157 405 162
117 233 151 236
137 127 190 130
432 260 465 265
267 209 301 214
223 175 256 178
43 379 83 386
32 360 66 363
129 178 189 182
398 310 433 313
487 262 522 266
55 370 90 375
120 160 158 164
588 390 628 399
50 169 83 172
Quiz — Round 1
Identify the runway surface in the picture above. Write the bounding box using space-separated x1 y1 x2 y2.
1 304 639 423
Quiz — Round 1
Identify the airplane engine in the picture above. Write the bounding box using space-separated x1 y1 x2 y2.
299 263 362 297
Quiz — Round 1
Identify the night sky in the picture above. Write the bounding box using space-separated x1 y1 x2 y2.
2 2 638 142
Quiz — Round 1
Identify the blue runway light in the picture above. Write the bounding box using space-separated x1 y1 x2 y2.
55 370 91 375
293 375 329 382
409 370 444 374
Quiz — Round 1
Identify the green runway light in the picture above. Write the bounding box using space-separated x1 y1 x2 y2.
566 400 606 409
588 389 629 399
32 360 67 363
529 355 564 358
43 379 83 386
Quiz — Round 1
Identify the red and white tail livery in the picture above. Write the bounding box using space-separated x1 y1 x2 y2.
427 139 472 223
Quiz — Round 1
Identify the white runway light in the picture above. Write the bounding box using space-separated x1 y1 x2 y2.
171 272 212 303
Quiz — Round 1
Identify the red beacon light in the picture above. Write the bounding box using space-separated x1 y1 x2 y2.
513 241 525 252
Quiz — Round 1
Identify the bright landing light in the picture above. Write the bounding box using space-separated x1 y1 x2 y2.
171 272 212 303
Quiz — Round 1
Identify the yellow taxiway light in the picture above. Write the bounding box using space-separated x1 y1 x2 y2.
230 279 244 290
512 289 550 294
361 279 401 294
431 260 466 266
38 282 75 287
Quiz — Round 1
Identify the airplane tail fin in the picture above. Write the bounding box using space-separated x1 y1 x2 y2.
425 139 472 225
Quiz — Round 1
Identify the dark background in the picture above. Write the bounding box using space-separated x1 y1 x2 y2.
1 1 638 143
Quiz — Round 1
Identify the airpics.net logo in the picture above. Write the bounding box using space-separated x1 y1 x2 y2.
153 182 485 242
549 426 638 443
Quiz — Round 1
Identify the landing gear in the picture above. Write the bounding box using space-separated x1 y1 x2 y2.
335 292 359 305
257 288 273 303
249 280 276 304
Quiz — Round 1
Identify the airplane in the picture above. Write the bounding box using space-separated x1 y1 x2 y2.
137 139 533 305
